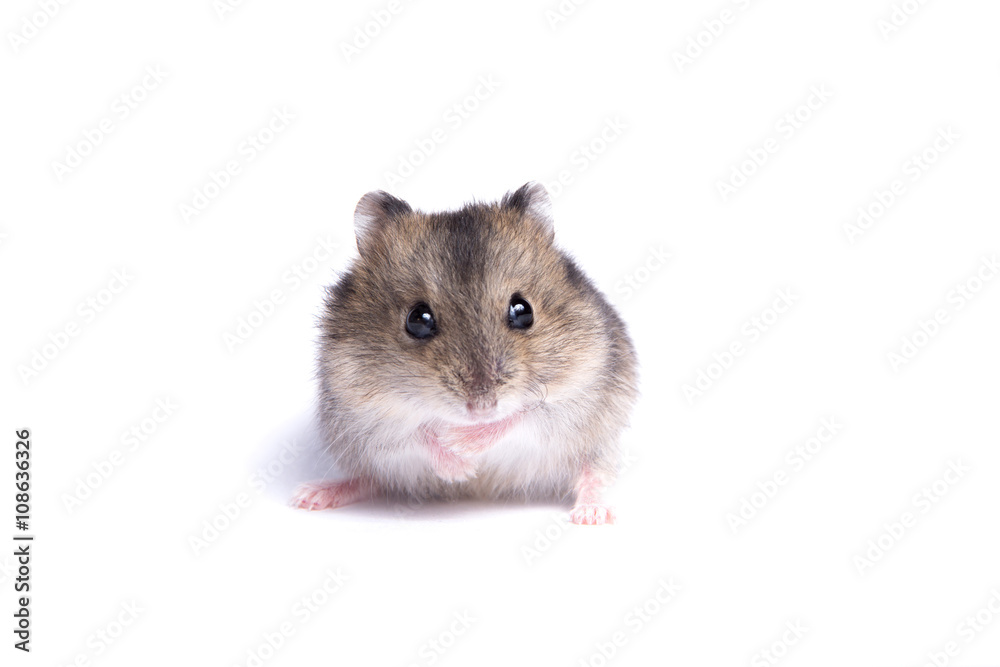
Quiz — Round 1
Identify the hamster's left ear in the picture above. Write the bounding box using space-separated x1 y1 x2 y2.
502 182 554 241
353 190 412 256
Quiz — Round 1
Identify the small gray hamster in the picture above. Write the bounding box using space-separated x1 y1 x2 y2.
291 183 637 524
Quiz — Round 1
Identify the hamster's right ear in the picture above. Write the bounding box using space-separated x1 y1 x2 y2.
353 190 412 256
502 182 554 242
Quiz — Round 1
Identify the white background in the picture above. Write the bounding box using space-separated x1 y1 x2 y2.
2 0 999 665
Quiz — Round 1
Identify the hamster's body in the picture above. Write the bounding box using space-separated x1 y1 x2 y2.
292 183 637 524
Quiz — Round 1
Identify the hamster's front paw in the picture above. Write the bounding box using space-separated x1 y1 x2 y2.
422 428 477 482
437 430 485 457
437 414 519 457
431 447 478 483
570 503 616 525
290 479 365 511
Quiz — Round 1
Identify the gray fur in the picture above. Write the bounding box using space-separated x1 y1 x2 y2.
316 183 638 502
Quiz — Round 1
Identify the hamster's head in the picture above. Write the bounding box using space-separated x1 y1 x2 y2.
323 183 613 428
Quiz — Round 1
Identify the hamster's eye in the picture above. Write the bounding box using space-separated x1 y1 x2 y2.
508 295 533 330
405 303 437 339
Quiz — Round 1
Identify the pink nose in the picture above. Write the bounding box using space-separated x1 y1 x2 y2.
466 401 497 419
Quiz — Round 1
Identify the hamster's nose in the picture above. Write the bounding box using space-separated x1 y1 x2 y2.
466 400 498 420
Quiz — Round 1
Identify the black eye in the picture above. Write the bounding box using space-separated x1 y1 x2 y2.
508 295 533 329
406 303 437 339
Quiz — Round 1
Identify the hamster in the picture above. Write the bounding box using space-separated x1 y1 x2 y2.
291 182 638 525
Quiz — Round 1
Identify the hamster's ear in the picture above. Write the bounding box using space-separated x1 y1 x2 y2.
353 190 412 256
502 182 554 241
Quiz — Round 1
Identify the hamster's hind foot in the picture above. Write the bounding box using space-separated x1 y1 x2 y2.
290 479 366 511
570 503 616 525
570 465 616 525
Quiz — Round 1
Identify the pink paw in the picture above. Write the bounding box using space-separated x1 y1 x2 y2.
438 417 514 456
290 479 363 511
570 503 616 525
422 429 477 482
433 448 478 483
